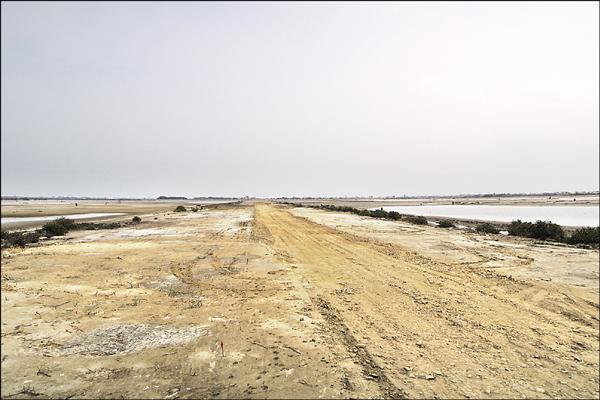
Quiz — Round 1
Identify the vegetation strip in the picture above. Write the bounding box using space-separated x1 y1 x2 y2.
283 202 599 247
1 216 142 248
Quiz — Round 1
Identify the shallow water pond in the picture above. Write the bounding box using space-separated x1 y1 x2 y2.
1 212 126 227
375 205 599 227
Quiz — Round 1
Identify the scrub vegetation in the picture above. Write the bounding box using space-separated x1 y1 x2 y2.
1 218 126 248
294 203 598 247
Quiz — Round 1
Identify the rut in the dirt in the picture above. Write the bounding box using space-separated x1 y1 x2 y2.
315 296 407 399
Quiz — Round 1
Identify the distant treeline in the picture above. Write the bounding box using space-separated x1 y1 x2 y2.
283 203 599 247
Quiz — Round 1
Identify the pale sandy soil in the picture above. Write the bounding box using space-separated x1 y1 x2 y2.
290 208 600 291
1 203 598 399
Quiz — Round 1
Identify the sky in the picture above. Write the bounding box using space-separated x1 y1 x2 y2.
1 1 598 198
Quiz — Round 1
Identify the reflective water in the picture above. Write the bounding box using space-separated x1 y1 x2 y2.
376 205 599 227
1 213 126 226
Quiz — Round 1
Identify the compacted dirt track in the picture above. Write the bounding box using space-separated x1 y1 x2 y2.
254 204 599 399
1 203 598 399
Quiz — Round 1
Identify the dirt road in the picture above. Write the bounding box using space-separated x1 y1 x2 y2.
255 204 599 398
1 203 598 398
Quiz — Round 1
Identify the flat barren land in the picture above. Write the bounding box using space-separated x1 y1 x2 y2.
1 203 599 399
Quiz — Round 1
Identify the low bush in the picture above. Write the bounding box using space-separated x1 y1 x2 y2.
405 215 428 225
24 231 41 244
437 220 456 228
369 209 389 219
508 220 564 241
388 211 402 220
58 217 77 229
2 216 128 248
191 206 199 212
475 223 500 234
568 227 599 245
42 219 71 237
74 222 122 230
174 205 187 212
318 204 423 223
132 216 142 223
1 230 41 248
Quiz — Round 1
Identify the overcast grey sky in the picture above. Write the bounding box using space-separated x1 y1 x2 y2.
1 2 598 198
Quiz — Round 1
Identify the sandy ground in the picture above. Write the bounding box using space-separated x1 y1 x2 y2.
1 203 598 399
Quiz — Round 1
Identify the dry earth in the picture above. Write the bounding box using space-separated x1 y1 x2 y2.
1 203 598 399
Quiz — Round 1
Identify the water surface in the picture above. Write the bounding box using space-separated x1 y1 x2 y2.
1 213 126 227
376 205 599 227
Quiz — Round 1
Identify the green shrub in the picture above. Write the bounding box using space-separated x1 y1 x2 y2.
1 230 41 248
317 204 420 224
406 215 428 225
568 227 599 245
387 211 402 220
508 220 565 241
39 217 76 237
174 205 187 212
437 220 456 228
191 206 199 212
74 222 122 230
56 217 77 230
24 231 41 244
369 209 389 219
132 216 142 223
531 220 564 241
508 220 530 237
42 220 70 237
476 223 500 234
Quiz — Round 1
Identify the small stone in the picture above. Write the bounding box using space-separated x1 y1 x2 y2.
425 374 435 380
